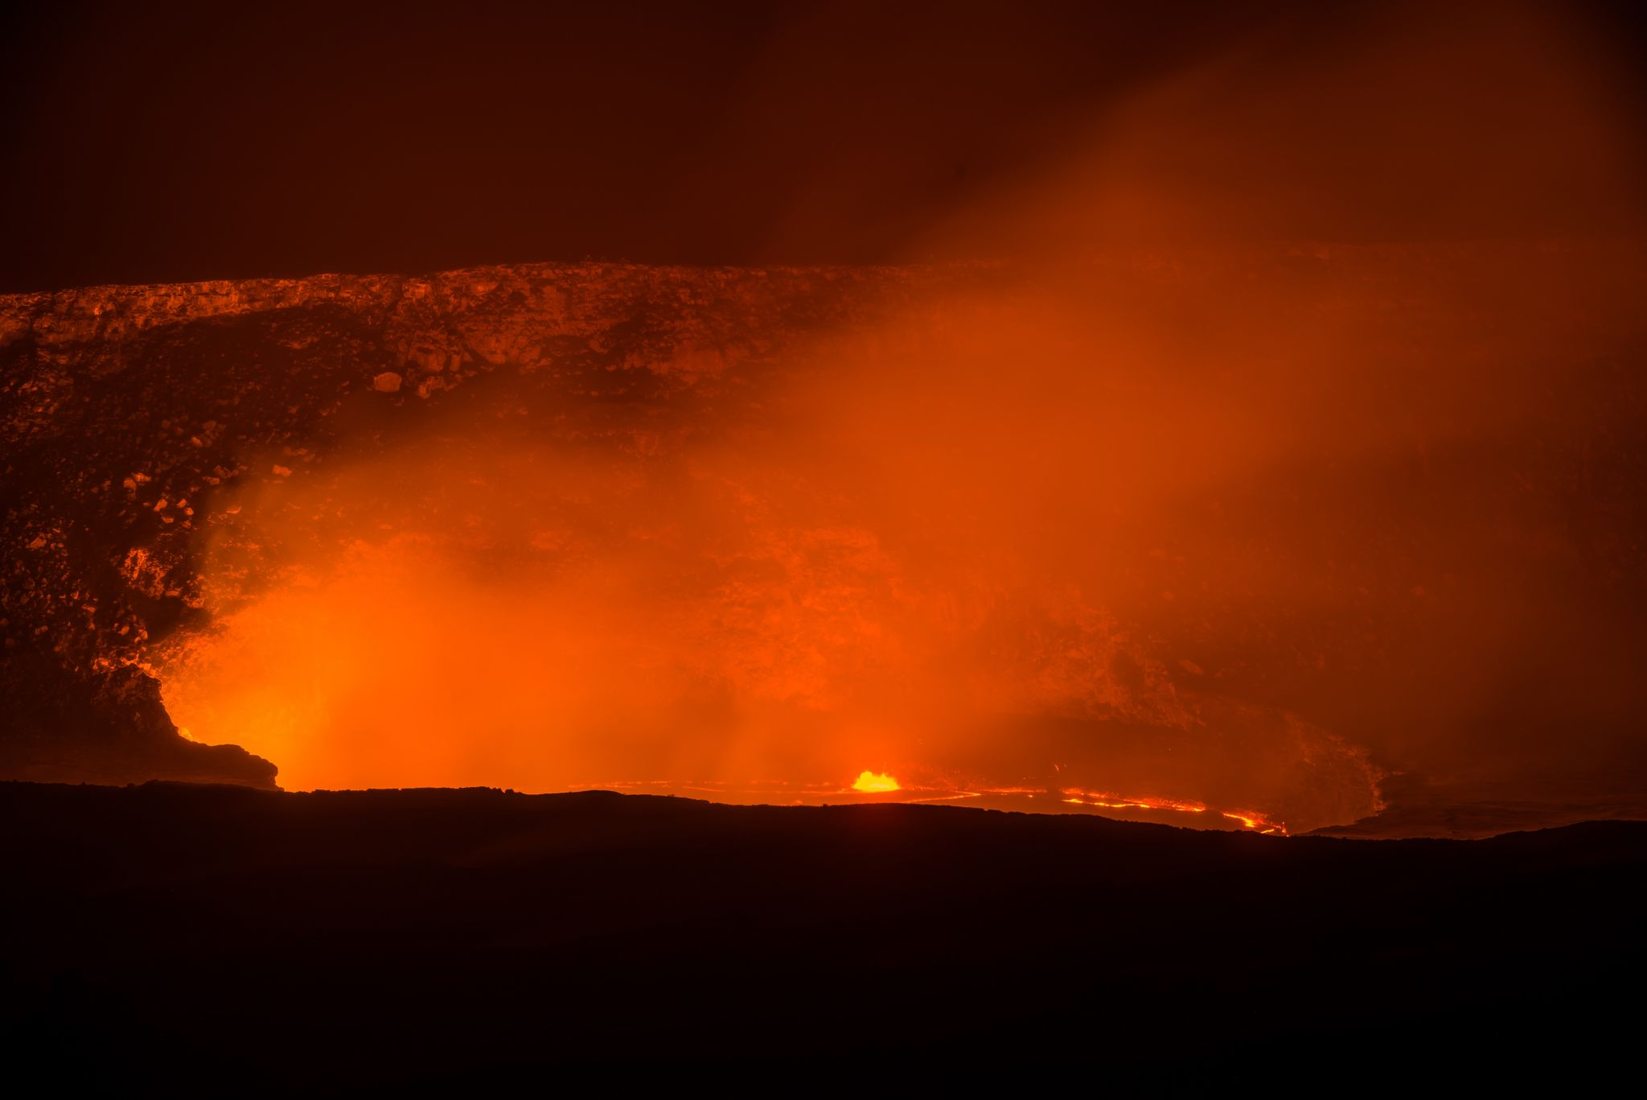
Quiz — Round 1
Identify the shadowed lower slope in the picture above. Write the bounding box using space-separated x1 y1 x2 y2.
2 781 1642 1086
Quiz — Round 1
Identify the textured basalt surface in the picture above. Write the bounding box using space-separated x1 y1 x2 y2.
2 247 1643 823
0 263 908 786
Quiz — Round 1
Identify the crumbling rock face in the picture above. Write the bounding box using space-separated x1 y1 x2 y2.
2 247 1643 828
0 263 908 787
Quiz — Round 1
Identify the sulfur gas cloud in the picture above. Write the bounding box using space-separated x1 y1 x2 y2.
156 0 1647 831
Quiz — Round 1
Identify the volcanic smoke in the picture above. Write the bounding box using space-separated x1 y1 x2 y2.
105 0 1647 832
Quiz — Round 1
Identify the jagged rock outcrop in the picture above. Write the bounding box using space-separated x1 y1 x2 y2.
2 246 1643 820
0 263 910 787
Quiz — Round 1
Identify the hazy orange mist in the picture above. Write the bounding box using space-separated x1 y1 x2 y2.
155 0 1647 831
922 0 1644 252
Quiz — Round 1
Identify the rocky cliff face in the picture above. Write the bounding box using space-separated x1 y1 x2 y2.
0 262 908 787
2 247 1643 831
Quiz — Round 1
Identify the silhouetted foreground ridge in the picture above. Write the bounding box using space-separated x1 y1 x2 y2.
2 781 1642 1088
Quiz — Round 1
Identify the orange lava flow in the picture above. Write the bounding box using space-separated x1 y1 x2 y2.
589 776 1286 832
1220 810 1287 835
1060 788 1208 815
1060 788 1287 834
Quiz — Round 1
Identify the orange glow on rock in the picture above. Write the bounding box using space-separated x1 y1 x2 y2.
1060 788 1208 815
142 0 1647 836
1221 810 1287 835
1058 789 1287 833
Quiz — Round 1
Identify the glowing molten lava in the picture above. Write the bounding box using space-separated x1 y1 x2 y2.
1060 788 1208 816
1220 811 1286 835
852 771 901 793
1059 788 1285 833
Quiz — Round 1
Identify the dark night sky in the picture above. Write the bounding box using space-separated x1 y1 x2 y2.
1 0 1644 293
